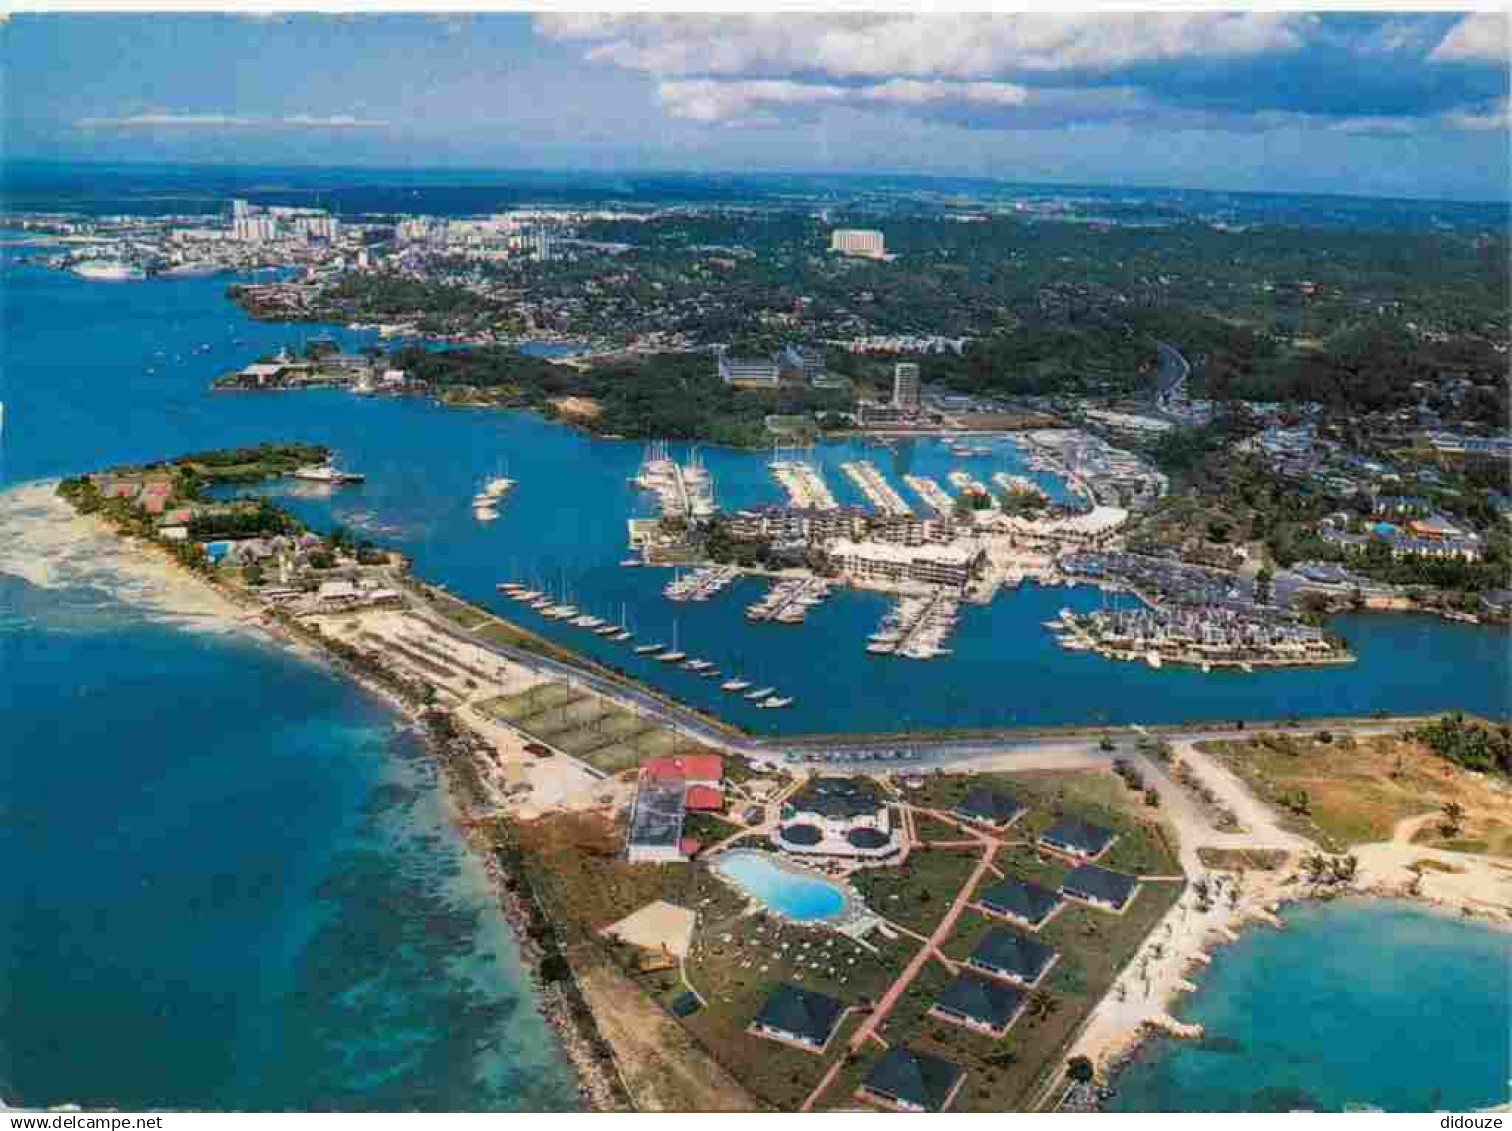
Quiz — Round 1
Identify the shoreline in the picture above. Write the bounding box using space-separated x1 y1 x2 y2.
0 478 618 1113
1068 856 1512 1109
9 473 1510 1113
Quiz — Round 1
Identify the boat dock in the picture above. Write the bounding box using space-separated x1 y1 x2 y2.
633 440 715 519
866 591 961 659
902 474 955 516
745 577 833 624
771 456 838 510
663 564 739 602
991 471 1046 501
947 469 989 496
841 460 913 517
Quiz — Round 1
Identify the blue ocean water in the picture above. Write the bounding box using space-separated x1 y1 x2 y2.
2 196 1509 1113
0 575 578 1110
2 254 1507 735
1109 899 1512 1113
713 851 846 921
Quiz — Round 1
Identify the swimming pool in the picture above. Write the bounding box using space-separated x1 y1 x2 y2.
713 851 848 922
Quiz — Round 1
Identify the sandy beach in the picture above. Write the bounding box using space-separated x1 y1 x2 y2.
0 479 247 627
1059 732 1512 1100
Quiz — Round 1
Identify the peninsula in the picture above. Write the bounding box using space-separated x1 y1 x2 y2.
53 443 1512 1112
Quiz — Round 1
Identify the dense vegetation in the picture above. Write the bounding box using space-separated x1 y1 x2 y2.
1412 714 1512 778
390 346 850 446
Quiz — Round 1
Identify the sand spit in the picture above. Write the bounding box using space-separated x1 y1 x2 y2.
0 479 246 628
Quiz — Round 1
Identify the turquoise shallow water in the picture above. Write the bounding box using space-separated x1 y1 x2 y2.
1108 899 1512 1113
0 575 579 1109
2 238 1509 1111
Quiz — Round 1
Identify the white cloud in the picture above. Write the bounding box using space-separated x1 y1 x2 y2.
539 13 1310 80
655 77 1154 131
76 112 389 129
1429 13 1510 64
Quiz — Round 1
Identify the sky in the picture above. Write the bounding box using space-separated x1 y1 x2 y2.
3 11 1509 201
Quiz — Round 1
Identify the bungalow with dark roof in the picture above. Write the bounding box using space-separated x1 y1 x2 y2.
858 1046 966 1113
1060 863 1141 913
929 971 1028 1038
1038 815 1117 860
951 786 1027 830
749 984 850 1054
975 876 1064 930
966 927 1058 987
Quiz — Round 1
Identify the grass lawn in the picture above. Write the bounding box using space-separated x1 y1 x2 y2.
918 876 1184 1111
1202 732 1512 856
516 812 750 945
678 915 918 1109
908 769 1180 876
851 846 985 935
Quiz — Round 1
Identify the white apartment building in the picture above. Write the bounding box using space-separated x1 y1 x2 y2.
827 538 984 591
893 362 921 412
830 228 886 258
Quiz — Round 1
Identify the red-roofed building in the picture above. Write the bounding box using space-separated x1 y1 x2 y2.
642 754 723 785
684 784 726 812
140 496 167 515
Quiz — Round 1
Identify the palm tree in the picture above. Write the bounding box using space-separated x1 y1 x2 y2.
1442 801 1466 838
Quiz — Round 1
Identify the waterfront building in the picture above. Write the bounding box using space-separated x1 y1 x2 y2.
1060 863 1141 913
749 984 849 1053
717 348 781 389
825 537 983 592
976 877 1064 930
929 971 1027 1038
859 1047 965 1113
892 362 921 413
870 514 963 548
830 228 886 259
726 505 869 547
778 343 831 387
1038 815 1117 861
776 776 897 857
988 505 1129 551
950 786 1027 830
233 214 278 243
965 926 1058 987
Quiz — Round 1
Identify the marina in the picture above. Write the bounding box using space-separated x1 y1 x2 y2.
992 471 1048 502
840 459 913 518
744 576 834 624
902 473 955 516
770 451 838 510
662 563 739 602
633 440 715 519
866 591 962 659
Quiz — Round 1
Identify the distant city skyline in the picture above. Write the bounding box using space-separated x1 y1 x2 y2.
4 11 1508 201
